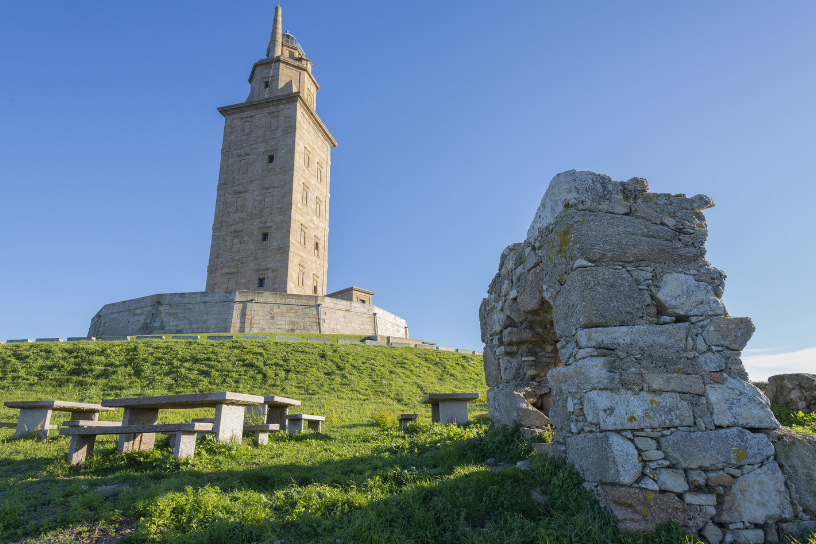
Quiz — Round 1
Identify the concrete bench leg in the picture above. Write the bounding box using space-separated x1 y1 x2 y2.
266 406 289 432
287 419 305 434
214 403 245 444
15 408 53 440
118 408 159 453
254 431 269 446
68 435 97 465
307 420 322 432
431 403 440 424
173 431 197 460
438 401 469 424
70 411 99 422
168 433 177 449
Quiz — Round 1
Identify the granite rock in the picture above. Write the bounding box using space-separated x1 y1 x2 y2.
766 373 816 415
566 432 641 485
660 428 775 469
702 317 756 351
655 273 726 317
715 461 792 524
596 485 693 533
706 376 779 429
772 427 816 517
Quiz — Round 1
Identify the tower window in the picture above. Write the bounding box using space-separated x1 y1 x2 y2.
317 165 323 183
304 149 311 168
313 284 318 295
298 267 305 286
258 277 266 288
300 226 307 246
264 81 269 89
261 232 269 242
267 154 274 164
302 186 309 205
316 198 322 218
314 239 319 256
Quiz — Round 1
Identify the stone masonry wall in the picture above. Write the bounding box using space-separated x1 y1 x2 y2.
89 291 407 338
479 170 814 542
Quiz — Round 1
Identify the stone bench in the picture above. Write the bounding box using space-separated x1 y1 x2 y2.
4 400 114 440
421 393 480 424
286 414 324 433
163 418 281 446
60 422 213 464
245 395 302 433
0 422 16 429
398 414 417 428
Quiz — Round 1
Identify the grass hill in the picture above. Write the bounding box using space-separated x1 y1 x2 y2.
0 337 813 544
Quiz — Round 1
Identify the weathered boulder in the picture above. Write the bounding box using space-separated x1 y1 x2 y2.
655 273 726 317
566 432 641 485
772 428 816 517
553 267 650 337
660 428 774 469
702 317 756 351
596 485 693 533
706 376 779 429
583 390 694 430
483 346 501 387
643 373 705 395
714 461 793 524
486 385 551 428
766 373 816 415
526 170 630 241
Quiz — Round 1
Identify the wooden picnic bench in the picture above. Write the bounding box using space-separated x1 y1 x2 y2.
3 400 113 440
60 422 214 464
421 393 479 424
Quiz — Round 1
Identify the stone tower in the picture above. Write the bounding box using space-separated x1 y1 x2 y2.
205 6 336 295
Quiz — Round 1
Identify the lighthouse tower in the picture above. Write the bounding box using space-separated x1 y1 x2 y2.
205 6 336 296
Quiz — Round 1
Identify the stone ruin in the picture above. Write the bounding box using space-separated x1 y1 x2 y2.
479 170 815 542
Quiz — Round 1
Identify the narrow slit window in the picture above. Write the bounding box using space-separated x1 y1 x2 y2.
258 277 265 288
267 154 275 164
264 81 270 89
261 232 269 242
314 240 319 255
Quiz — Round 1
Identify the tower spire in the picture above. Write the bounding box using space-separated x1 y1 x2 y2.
267 5 283 58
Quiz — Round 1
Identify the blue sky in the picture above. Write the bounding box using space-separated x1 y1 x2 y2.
0 1 813 379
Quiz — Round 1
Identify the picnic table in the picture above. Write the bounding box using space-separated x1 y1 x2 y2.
421 393 479 424
101 392 265 452
245 395 302 432
3 400 113 440
59 392 265 465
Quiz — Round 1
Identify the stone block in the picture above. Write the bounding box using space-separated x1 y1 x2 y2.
243 336 268 340
583 390 694 430
208 335 235 341
275 336 300 342
553 267 650 337
655 469 689 493
171 335 200 340
6 339 33 343
728 529 765 543
135 336 163 340
307 337 331 343
454 348 473 354
486 386 550 428
660 428 775 469
35 338 64 342
550 210 704 265
174 431 198 459
566 432 641 485
781 521 816 536
473 351 483 356
772 428 816 517
576 323 689 360
99 336 129 341
436 346 454 351
701 522 723 544
526 170 630 240
633 437 658 450
643 373 705 395
715 462 792 524
702 317 755 351
683 492 717 506
391 342 413 348
766 374 816 415
502 327 545 344
655 273 726 317
707 470 734 487
365 340 386 346
706 376 779 429
547 357 621 393
337 339 358 344
67 337 96 342
596 484 692 533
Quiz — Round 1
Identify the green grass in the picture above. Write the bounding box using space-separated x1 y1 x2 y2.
772 404 816 436
0 341 812 543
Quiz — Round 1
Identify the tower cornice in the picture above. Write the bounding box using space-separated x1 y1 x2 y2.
218 93 337 148
248 57 319 90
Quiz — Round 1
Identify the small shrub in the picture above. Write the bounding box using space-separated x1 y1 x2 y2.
370 410 397 428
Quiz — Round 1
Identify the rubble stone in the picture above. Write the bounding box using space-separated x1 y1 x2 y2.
772 428 816 517
655 273 726 317
702 317 756 351
766 374 816 415
655 469 689 493
706 376 779 429
596 485 692 533
715 462 792 524
584 390 694 430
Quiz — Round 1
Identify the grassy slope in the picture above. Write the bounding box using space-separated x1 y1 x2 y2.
0 340 812 544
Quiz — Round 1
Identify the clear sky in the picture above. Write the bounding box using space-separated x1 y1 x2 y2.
0 1 813 380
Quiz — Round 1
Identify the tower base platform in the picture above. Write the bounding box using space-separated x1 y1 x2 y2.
88 291 409 338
